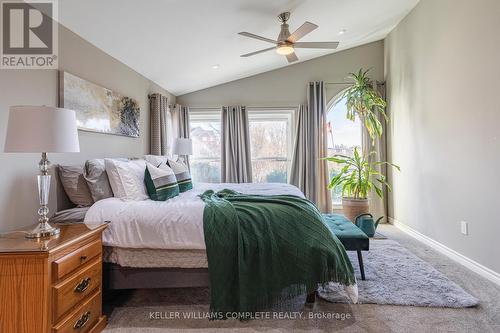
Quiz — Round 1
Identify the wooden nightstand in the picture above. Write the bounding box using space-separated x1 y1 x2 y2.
0 223 108 333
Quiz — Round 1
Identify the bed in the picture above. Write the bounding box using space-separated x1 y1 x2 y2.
54 167 357 307
89 182 304 289
53 171 304 289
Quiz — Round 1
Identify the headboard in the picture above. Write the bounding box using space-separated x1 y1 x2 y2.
53 165 76 212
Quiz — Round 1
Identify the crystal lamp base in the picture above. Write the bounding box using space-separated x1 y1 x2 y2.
25 222 60 239
25 152 60 239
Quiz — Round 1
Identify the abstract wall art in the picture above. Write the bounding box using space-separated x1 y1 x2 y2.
60 71 140 137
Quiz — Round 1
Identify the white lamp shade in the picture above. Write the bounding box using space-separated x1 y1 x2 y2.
172 138 193 155
4 106 80 153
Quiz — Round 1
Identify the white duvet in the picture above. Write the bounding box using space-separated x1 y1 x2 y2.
84 182 304 250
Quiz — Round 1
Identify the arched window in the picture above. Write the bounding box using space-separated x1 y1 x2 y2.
326 95 362 205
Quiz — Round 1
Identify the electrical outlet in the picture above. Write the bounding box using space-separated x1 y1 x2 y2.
460 221 468 235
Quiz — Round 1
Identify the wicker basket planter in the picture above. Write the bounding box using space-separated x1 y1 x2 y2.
342 197 369 223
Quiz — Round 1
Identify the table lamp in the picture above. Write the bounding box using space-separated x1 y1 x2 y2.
4 106 80 238
172 138 192 163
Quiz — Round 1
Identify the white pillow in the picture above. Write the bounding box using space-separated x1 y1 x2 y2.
144 155 170 168
104 158 148 200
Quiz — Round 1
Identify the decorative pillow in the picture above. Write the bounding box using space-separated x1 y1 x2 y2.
84 159 114 202
166 159 193 192
144 154 169 168
104 158 148 200
144 162 179 201
58 165 94 207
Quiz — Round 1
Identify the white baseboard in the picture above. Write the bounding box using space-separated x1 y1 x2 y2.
389 217 500 287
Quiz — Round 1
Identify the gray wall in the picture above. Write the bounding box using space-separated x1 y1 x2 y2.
0 26 175 232
178 41 384 107
385 0 500 273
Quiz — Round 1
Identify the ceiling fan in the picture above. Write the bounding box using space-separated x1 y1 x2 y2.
238 12 339 63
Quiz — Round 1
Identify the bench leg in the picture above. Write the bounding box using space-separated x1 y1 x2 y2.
357 250 366 280
306 291 316 304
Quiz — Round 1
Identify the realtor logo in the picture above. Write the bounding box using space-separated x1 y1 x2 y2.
1 0 58 69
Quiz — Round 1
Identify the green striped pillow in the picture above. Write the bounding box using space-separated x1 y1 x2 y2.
144 162 179 201
167 159 193 192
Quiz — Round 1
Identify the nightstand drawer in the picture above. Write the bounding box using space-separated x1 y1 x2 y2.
53 290 101 333
53 239 102 280
53 258 102 323
0 224 107 333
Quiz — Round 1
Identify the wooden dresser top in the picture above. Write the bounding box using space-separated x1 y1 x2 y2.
0 223 107 254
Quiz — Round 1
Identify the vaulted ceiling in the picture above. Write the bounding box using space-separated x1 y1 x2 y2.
59 0 419 95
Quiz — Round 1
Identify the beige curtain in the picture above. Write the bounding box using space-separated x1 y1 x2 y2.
175 104 190 138
221 106 252 183
290 82 332 212
289 104 312 198
173 104 191 169
149 93 169 155
362 81 388 222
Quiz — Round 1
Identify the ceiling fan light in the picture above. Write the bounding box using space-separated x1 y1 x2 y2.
276 45 294 55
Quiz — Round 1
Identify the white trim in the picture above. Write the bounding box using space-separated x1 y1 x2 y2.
326 87 348 110
246 106 299 112
188 107 222 118
390 217 500 287
187 106 222 111
332 203 343 210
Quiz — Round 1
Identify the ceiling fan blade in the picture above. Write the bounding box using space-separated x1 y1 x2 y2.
238 32 277 44
286 52 298 63
241 47 276 57
287 22 318 43
294 42 339 49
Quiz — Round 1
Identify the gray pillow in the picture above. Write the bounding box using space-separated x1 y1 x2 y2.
51 207 89 224
84 159 114 202
58 165 94 207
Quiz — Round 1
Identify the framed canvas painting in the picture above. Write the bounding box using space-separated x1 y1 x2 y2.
59 71 140 137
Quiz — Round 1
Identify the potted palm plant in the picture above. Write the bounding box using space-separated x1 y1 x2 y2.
326 148 399 222
340 68 387 144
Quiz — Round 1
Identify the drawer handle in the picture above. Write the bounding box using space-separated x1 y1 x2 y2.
80 255 88 262
74 277 91 293
73 311 90 329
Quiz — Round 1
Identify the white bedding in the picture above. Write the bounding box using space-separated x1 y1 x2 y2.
84 182 304 250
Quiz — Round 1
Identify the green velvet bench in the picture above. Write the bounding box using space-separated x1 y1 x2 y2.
322 213 369 280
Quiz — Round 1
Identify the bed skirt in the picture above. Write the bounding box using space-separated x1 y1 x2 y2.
103 246 208 268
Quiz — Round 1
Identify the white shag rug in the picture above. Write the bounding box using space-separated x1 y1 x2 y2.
318 239 479 308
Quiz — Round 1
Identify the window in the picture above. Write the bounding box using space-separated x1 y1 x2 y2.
248 109 294 183
189 109 221 183
326 96 362 205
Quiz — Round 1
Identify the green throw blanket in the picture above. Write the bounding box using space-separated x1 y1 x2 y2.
200 189 355 318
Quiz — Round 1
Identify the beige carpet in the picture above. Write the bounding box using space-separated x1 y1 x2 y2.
103 225 500 333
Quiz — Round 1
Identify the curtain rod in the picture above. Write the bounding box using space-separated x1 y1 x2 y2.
325 82 351 85
325 81 386 85
148 94 175 109
189 106 298 109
